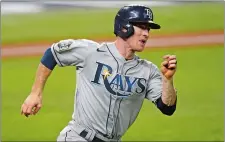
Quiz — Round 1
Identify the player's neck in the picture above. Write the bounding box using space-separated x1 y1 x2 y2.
114 38 135 60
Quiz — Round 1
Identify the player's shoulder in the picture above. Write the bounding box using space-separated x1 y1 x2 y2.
54 38 99 47
51 38 100 52
79 39 100 47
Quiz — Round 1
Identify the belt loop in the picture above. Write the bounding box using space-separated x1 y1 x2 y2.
88 129 96 141
83 129 96 141
84 130 91 140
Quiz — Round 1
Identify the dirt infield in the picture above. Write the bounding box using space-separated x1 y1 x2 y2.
1 31 224 58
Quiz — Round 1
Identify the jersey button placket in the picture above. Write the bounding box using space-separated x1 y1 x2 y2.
112 62 125 137
108 63 124 138
107 99 115 137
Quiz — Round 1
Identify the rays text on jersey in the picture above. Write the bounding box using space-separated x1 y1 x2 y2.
91 62 146 97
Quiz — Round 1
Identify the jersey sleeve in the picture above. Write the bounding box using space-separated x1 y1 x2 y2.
50 39 99 67
145 64 163 103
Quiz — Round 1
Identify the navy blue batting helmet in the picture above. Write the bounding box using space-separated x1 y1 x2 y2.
114 4 161 38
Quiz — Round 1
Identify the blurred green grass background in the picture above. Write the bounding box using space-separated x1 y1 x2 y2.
2 2 224 45
1 2 224 141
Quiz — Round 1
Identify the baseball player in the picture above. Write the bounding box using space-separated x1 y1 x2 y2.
21 4 177 142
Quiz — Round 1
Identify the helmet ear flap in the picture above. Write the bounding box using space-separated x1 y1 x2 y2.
118 23 134 39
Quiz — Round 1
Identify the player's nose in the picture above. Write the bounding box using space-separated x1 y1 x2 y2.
142 29 149 38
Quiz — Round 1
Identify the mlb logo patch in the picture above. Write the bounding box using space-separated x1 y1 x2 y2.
57 40 73 52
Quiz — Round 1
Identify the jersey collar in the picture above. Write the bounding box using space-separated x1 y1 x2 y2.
105 42 139 63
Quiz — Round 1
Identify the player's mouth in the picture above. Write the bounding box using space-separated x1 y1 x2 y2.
139 39 147 47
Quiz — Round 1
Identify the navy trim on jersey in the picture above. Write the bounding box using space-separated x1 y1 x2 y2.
105 44 120 137
156 96 177 116
110 61 138 138
41 48 57 70
106 44 119 73
125 60 139 75
65 129 71 141
113 98 123 138
105 95 112 137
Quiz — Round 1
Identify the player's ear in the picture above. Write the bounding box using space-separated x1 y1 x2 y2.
122 28 127 33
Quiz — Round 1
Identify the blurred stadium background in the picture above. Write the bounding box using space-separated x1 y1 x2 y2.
1 1 224 141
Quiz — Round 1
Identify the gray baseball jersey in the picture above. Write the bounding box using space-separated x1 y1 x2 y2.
51 39 162 141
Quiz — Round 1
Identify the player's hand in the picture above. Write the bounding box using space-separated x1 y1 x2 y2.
160 55 177 80
21 93 42 117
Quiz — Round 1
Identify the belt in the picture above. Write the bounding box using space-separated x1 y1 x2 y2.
80 130 106 142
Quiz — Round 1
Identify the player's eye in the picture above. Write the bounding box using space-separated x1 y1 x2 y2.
133 23 150 31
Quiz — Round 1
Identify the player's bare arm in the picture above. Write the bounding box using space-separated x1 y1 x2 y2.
161 55 177 106
21 48 56 117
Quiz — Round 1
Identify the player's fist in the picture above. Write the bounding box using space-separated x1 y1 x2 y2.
160 55 177 80
21 93 42 117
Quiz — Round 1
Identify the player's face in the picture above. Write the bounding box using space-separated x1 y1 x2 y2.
127 23 150 52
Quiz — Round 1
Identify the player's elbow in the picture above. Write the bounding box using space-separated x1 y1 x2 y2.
160 108 176 116
155 97 177 116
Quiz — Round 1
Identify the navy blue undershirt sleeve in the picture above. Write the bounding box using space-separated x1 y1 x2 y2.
155 96 177 116
41 48 57 70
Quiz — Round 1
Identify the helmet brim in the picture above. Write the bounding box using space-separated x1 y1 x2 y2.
130 20 161 29
148 21 161 29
